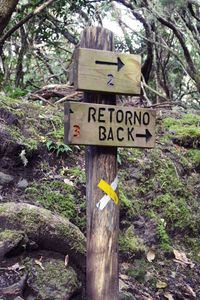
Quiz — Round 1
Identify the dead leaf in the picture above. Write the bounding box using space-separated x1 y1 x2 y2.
156 280 167 289
164 292 175 300
173 249 194 267
35 258 45 270
64 178 74 186
171 271 176 278
64 255 69 267
119 274 129 281
8 263 25 272
185 283 196 297
146 248 156 262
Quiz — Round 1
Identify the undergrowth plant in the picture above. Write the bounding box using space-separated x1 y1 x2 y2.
46 141 72 156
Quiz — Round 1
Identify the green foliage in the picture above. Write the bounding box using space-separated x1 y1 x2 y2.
46 141 72 156
156 220 171 252
163 114 200 130
163 114 200 148
119 226 146 257
185 237 200 260
25 181 76 219
185 149 200 164
4 86 29 98
67 166 86 184
152 193 194 231
127 259 148 283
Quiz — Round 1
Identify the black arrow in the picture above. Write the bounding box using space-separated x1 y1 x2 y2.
69 109 74 113
95 57 125 71
136 129 152 142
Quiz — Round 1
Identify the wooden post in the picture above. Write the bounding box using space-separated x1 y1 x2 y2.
80 27 119 300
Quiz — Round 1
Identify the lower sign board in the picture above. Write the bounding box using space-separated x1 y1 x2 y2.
64 102 156 148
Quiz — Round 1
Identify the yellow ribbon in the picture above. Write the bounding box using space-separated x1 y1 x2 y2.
97 179 119 205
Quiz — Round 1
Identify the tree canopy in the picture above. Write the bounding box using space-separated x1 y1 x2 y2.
0 0 199 108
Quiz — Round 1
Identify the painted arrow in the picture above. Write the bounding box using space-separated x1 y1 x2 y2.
95 57 125 71
136 129 152 142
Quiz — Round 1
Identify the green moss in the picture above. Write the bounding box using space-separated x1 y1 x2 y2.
26 181 76 220
156 220 172 252
120 189 133 209
6 125 21 140
56 224 86 255
23 138 39 150
25 258 81 299
0 229 23 241
163 114 200 128
17 208 44 230
0 206 7 213
184 237 200 260
119 226 146 257
118 148 142 164
0 96 65 152
163 114 200 148
67 166 86 184
152 193 197 233
171 125 200 138
185 149 200 165
127 259 148 283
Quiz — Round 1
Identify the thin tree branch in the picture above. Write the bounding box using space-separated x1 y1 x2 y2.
0 0 56 46
119 19 187 72
142 74 172 103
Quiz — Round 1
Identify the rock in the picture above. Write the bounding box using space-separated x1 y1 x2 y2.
27 257 81 300
0 230 25 259
0 172 13 185
17 179 28 189
0 203 86 271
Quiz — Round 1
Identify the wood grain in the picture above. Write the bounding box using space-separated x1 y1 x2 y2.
64 102 156 148
80 26 119 300
74 48 141 95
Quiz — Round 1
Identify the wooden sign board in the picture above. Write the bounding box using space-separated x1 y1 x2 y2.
64 102 156 148
74 48 141 95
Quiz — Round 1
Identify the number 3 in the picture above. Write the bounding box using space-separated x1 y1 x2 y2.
73 125 80 137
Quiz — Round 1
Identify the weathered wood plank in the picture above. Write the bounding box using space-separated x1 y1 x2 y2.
64 102 156 148
74 48 141 95
79 26 119 300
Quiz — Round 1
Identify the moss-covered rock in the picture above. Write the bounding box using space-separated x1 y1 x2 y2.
0 203 86 271
26 257 81 300
163 113 200 148
0 229 25 259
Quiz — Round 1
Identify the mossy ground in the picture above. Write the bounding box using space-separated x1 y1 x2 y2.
0 96 200 299
0 95 64 152
118 113 200 256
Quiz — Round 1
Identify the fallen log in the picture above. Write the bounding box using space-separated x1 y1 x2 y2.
0 203 86 272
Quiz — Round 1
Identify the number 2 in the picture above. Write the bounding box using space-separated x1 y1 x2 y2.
107 74 114 86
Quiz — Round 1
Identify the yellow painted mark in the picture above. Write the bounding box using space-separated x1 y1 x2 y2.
98 179 119 205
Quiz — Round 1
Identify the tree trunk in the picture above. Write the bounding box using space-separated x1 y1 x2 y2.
0 0 19 36
79 27 119 300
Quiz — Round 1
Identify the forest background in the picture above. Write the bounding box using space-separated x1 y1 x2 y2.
0 0 200 109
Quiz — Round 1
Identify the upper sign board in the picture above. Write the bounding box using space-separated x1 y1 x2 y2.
74 48 141 95
64 102 156 148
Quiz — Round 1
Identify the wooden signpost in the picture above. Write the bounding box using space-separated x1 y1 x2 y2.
64 26 155 300
64 102 156 148
74 48 141 94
